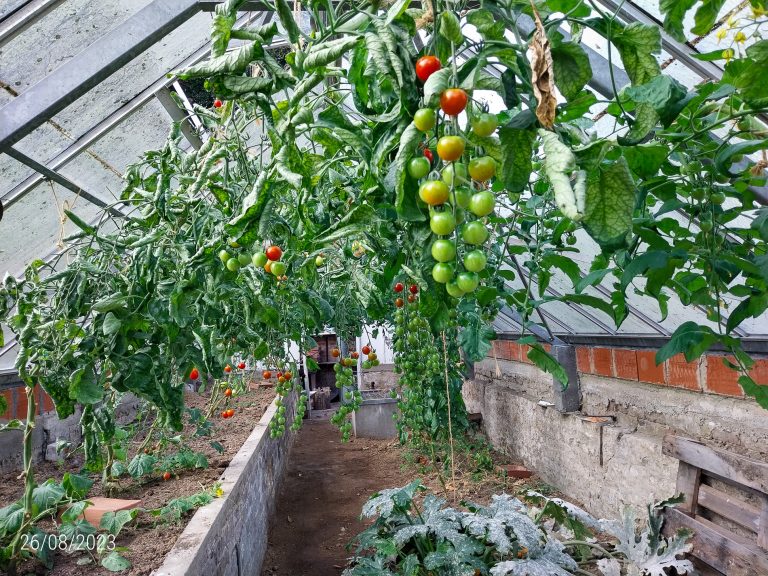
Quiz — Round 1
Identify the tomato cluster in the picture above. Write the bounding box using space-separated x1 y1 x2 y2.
406 56 500 299
218 243 289 283
330 362 360 442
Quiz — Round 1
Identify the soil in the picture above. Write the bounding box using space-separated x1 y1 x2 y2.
261 411 545 576
0 386 275 576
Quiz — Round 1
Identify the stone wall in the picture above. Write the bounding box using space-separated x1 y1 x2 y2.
465 342 768 520
152 392 297 576
360 363 397 391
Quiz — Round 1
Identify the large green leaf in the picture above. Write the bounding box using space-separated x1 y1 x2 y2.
583 157 636 250
0 502 24 538
100 509 138 536
386 122 425 221
423 67 452 107
551 41 592 100
594 20 661 87
32 481 66 515
210 75 274 100
460 317 495 362
518 337 569 386
498 127 534 193
69 367 104 404
739 375 768 409
62 472 94 500
303 36 359 70
466 9 505 40
127 453 157 478
275 0 300 44
656 321 719 363
439 10 464 45
692 0 727 36
659 0 697 41
625 75 688 126
173 42 262 80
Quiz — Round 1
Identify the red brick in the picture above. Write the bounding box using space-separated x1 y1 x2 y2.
637 350 665 384
520 344 533 363
592 348 613 377
613 349 639 381
576 347 592 373
667 354 701 391
499 340 513 361
499 464 533 479
749 359 768 386
705 355 743 397
507 342 520 362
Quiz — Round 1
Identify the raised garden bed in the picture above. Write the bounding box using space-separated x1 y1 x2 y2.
0 386 280 576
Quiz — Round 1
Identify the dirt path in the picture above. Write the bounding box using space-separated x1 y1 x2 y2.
261 413 406 576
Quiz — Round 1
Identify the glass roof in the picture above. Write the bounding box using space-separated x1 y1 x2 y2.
0 0 766 370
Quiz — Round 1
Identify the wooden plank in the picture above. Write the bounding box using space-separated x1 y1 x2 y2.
676 461 702 514
663 434 768 494
698 484 760 534
759 494 768 550
664 508 768 576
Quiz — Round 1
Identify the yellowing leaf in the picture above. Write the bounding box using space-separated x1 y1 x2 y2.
530 3 557 129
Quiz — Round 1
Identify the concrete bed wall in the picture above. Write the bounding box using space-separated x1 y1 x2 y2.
153 392 297 576
465 343 768 520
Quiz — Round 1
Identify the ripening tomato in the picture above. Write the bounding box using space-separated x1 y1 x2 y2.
419 180 450 206
431 239 456 262
440 88 468 116
409 284 419 294
224 365 232 373
368 352 378 361
263 370 272 379
430 211 456 236
264 261 272 274
432 263 454 284
469 190 496 217
284 371 293 379
190 368 200 380
471 113 498 137
394 282 404 293
395 298 404 308
224 388 233 397
237 362 246 370
408 157 431 179
462 221 489 245
437 136 465 162
266 245 282 261
468 156 496 182
456 271 479 293
226 409 235 418
415 55 441 81
351 351 359 359
362 345 371 355
464 250 487 272
413 108 436 132
252 252 268 267
407 294 416 303
214 99 223 108
331 347 341 357
423 148 434 163
163 471 172 481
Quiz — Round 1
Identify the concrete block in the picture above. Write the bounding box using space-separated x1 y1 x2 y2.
352 398 398 439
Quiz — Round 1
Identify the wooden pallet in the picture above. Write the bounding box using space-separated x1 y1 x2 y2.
662 434 768 576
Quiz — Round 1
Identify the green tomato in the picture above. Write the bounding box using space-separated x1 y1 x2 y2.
462 221 489 245
238 253 251 266
226 258 241 272
315 255 326 267
447 187 471 209
432 263 454 284
471 113 498 137
414 108 437 132
690 188 706 201
700 219 714 232
252 252 268 267
710 191 726 205
219 250 232 263
468 156 496 182
431 239 457 262
441 163 468 187
463 250 487 272
228 239 241 248
469 190 496 217
271 261 287 277
408 157 431 179
566 235 578 246
445 281 465 298
430 211 456 236
456 271 479 293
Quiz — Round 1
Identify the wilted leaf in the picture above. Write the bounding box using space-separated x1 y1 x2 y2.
530 4 557 129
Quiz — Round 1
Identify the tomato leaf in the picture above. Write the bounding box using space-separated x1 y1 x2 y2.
657 322 722 363
439 11 464 45
692 0 727 36
100 509 138 537
275 0 301 44
423 68 452 107
498 127 534 193
738 375 768 409
385 122 425 221
173 42 263 80
659 0 697 41
303 36 359 70
466 9 505 40
459 316 495 362
127 453 157 478
551 41 592 101
583 157 637 250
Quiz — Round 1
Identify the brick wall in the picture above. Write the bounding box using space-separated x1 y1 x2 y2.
1 385 56 420
490 340 768 398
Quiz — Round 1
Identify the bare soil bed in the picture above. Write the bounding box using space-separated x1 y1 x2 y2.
261 413 547 576
0 386 275 576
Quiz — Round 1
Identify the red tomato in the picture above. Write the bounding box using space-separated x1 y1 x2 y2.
263 370 272 379
331 348 341 357
266 245 283 261
409 284 419 294
284 371 293 379
415 55 441 81
163 472 172 481
189 368 199 380
214 99 223 108
362 345 371 355
351 352 359 359
395 298 404 308
394 282 404 293
224 365 232 374
440 88 468 116
237 362 246 370
224 388 233 397
226 409 235 418
423 148 434 163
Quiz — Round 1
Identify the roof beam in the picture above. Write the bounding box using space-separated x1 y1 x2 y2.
155 87 205 150
0 0 66 48
0 0 202 153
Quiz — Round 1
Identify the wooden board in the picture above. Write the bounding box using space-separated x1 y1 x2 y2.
663 434 768 495
664 508 768 576
698 484 760 534
676 461 701 514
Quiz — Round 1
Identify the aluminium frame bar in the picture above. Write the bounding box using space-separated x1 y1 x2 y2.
0 0 67 48
0 0 203 152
